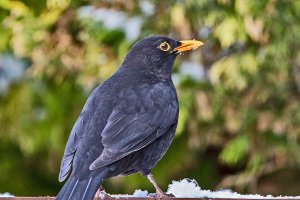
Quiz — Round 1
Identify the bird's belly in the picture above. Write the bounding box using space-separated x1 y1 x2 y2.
107 127 175 177
137 130 174 175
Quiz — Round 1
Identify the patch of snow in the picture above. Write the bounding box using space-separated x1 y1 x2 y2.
111 194 132 198
0 192 14 197
205 189 266 199
167 178 204 198
167 178 300 199
133 189 148 197
111 189 148 198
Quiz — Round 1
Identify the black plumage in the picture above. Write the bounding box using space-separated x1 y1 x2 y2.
57 36 203 200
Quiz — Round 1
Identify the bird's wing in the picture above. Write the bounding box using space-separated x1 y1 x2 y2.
59 88 99 182
89 83 178 170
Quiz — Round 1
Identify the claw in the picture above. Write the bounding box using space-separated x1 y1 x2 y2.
147 174 172 199
96 186 109 200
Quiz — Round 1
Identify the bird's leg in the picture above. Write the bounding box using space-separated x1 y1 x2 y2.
96 185 106 200
147 174 165 198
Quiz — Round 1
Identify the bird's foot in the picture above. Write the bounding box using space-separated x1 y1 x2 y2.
96 186 110 200
148 191 175 199
147 174 174 199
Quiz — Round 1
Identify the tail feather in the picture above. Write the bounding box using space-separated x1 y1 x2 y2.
56 175 103 200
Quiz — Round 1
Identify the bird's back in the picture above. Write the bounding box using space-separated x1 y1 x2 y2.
58 69 178 185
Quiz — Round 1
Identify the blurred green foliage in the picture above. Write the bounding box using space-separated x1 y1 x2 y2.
1 0 300 196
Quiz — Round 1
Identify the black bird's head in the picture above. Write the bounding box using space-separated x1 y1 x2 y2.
120 36 203 79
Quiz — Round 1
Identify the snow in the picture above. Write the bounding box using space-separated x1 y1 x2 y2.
0 192 14 197
111 194 132 198
133 189 148 197
166 178 300 199
111 178 300 199
167 178 203 198
111 189 148 198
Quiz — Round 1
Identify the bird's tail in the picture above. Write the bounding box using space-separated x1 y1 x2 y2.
56 174 104 200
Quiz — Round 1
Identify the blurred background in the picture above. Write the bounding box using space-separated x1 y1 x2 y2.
1 0 300 197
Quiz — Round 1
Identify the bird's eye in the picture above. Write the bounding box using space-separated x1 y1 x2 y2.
159 42 170 52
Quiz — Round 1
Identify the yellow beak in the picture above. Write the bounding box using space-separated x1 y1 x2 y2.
173 39 204 53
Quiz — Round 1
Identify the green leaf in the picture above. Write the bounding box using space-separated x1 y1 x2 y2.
220 134 249 165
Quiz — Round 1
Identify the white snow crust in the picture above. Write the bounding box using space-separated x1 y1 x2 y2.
166 178 300 199
133 189 149 197
0 192 14 197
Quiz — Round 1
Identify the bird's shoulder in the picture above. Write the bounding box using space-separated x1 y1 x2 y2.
87 75 179 169
90 79 179 169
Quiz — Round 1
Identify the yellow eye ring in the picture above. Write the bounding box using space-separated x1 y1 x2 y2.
159 41 170 52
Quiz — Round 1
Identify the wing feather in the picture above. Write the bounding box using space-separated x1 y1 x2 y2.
90 83 178 170
58 89 99 182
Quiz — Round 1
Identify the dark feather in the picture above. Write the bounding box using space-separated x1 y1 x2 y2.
90 82 178 170
59 88 100 182
56 171 107 200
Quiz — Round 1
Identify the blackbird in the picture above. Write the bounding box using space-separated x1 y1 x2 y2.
56 36 203 200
